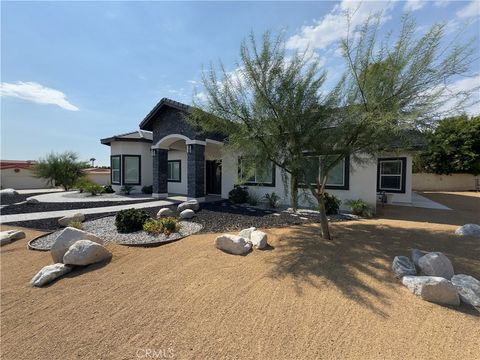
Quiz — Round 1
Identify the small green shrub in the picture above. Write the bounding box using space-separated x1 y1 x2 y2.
264 192 280 208
84 183 104 196
115 208 149 233
68 220 83 230
143 217 181 236
229 185 248 203
143 219 163 235
74 178 91 193
120 184 133 195
141 185 153 194
103 184 115 193
346 199 375 218
247 192 260 206
323 192 341 215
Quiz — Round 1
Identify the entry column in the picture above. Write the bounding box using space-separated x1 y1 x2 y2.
187 143 205 200
152 149 168 198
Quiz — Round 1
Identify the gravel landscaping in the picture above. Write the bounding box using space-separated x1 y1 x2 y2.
0 192 50 206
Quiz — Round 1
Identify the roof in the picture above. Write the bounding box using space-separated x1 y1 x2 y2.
139 98 190 131
100 130 153 146
0 160 36 170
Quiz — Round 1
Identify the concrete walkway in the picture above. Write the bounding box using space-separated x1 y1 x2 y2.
0 200 176 223
30 191 153 203
392 192 451 210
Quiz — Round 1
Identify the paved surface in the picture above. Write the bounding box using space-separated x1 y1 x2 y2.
392 191 451 210
29 191 154 203
16 188 63 194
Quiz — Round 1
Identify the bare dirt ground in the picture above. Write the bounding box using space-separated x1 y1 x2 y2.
1 192 479 360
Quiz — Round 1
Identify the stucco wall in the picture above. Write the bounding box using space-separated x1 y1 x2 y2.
413 173 479 191
167 150 188 194
0 168 51 189
85 173 110 186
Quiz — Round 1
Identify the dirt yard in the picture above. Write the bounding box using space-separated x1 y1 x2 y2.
1 192 479 360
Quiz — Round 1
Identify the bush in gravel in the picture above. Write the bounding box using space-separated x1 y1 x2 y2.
74 178 91 193
84 183 104 196
264 192 280 208
247 192 260 206
229 185 248 203
143 217 181 236
68 220 83 230
120 184 133 195
323 192 341 215
346 199 374 218
103 185 115 193
115 208 149 233
141 185 153 194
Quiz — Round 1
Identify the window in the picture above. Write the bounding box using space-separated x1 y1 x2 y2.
377 157 406 193
111 156 121 184
302 156 349 190
168 160 181 182
122 155 141 185
239 158 275 186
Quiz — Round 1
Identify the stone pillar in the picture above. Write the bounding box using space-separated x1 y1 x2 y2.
187 144 205 199
152 149 168 198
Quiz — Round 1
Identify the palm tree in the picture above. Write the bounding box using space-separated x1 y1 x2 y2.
89 158 96 167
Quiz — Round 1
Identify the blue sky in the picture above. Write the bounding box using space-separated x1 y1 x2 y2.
1 1 479 166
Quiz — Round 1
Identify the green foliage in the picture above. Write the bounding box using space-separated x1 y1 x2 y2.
247 192 260 206
115 208 149 233
84 183 104 196
33 151 88 191
103 185 115 194
120 184 133 195
346 199 374 218
417 115 480 175
141 185 153 194
143 217 181 236
264 192 280 208
74 178 90 193
229 185 248 203
68 220 83 230
323 192 341 215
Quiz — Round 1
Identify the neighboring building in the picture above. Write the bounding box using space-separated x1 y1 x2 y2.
101 98 416 209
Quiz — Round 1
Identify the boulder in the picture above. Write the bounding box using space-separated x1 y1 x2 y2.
177 200 200 212
250 230 268 249
180 209 195 219
411 249 426 268
58 213 85 227
0 188 18 197
26 198 40 205
0 230 26 246
392 256 416 278
214 234 252 255
30 263 72 287
63 240 112 266
51 227 103 263
451 274 480 308
239 227 256 240
402 276 460 306
418 252 454 280
455 224 480 237
157 208 175 218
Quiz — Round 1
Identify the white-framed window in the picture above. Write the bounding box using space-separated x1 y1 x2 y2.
239 159 275 186
303 156 349 189
377 158 406 193
168 160 181 182
111 155 121 184
123 155 141 185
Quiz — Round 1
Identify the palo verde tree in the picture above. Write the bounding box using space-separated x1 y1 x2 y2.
190 14 476 240
33 151 88 191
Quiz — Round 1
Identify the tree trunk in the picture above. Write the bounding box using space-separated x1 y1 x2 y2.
314 175 332 240
290 175 298 212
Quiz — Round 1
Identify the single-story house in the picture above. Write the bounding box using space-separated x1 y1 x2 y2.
101 98 416 209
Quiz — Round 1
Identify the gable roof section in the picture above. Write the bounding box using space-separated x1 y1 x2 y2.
100 130 153 146
139 98 189 131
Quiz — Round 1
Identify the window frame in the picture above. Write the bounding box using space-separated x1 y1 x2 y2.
238 158 276 187
167 160 182 183
122 155 141 186
110 155 121 185
300 155 350 190
377 157 406 193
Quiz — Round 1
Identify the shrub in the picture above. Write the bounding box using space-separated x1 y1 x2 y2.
120 184 133 195
143 217 181 236
247 192 260 206
143 219 163 235
84 183 104 196
346 199 375 218
68 220 83 230
264 192 280 208
103 184 115 193
115 208 149 233
74 178 91 193
141 185 153 194
229 185 248 203
323 192 341 215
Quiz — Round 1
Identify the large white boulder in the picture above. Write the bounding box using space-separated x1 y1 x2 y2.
30 263 72 287
239 227 256 239
58 213 85 227
402 276 460 306
392 256 416 278
157 208 175 218
214 234 252 255
26 198 40 205
250 230 268 249
0 188 18 197
418 252 454 280
51 227 103 263
0 230 26 246
177 200 200 212
455 224 480 237
63 240 112 266
451 274 480 308
180 209 195 219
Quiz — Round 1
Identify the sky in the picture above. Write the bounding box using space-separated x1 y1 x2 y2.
1 0 479 166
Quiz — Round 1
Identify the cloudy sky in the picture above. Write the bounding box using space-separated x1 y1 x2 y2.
1 0 479 166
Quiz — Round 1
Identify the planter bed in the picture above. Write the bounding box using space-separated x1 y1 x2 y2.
0 192 52 206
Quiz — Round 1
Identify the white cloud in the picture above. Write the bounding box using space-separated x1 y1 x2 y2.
0 81 79 111
403 0 426 12
187 80 197 85
437 74 480 116
456 0 479 19
286 0 395 51
433 0 449 7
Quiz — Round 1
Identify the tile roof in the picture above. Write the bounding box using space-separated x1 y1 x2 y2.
100 130 153 146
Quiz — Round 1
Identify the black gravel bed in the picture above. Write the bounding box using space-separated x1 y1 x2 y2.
0 192 51 206
0 198 160 215
3 200 353 233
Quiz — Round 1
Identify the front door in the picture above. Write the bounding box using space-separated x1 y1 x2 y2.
206 160 222 195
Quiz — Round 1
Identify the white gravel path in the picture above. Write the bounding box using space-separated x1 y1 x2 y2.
29 191 154 203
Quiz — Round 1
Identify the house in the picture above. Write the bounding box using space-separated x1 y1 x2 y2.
100 98 415 209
